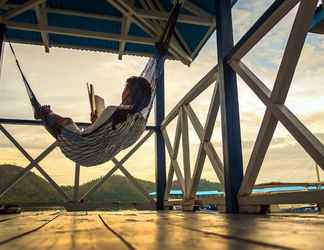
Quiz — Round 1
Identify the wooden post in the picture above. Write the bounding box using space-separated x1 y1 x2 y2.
155 59 166 210
215 0 244 213
181 107 191 200
73 163 80 202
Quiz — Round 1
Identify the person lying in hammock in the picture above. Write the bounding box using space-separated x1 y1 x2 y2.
35 76 152 139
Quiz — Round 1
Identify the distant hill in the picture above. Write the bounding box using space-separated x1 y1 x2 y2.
77 175 156 203
0 164 64 203
171 179 223 192
0 164 222 204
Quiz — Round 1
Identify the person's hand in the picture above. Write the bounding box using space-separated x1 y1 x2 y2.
40 105 52 116
111 109 129 129
91 111 98 123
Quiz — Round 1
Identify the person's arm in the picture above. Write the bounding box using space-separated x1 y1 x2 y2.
111 105 133 129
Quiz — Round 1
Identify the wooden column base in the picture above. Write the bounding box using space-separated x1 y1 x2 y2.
217 204 270 214
182 200 199 212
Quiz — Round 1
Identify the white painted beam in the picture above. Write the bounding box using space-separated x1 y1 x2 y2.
180 107 191 199
0 141 57 199
237 0 318 196
271 0 318 103
162 128 186 192
135 8 214 26
4 21 156 45
183 0 211 17
0 125 70 201
229 0 300 61
162 66 218 128
233 62 324 170
47 8 123 22
35 3 50 53
118 14 131 59
3 0 46 20
2 4 213 26
107 0 192 64
239 190 324 205
184 104 224 185
80 131 154 201
164 115 182 200
112 157 156 206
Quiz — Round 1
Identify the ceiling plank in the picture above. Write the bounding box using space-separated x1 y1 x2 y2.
4 21 156 45
3 0 46 20
0 0 9 8
136 8 214 26
35 3 50 53
1 3 213 26
184 0 211 17
118 11 132 59
108 0 192 64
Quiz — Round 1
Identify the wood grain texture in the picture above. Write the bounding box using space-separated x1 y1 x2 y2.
1 212 128 250
1 211 324 249
0 211 60 245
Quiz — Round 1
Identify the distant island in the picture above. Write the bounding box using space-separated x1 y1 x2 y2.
0 164 222 204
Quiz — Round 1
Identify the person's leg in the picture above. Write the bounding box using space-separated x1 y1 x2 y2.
44 113 74 138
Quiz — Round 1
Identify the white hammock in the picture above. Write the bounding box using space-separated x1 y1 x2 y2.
57 56 164 166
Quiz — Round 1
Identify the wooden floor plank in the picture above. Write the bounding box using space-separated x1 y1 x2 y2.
0 211 59 222
1 211 324 250
0 214 20 222
166 212 324 250
0 211 60 245
1 212 129 250
99 212 271 250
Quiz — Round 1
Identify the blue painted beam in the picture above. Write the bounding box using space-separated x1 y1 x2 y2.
310 5 324 33
215 0 244 214
155 60 166 210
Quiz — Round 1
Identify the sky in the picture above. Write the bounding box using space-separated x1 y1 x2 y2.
0 0 323 188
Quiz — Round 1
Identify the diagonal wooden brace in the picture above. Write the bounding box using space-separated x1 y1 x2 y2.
0 124 69 201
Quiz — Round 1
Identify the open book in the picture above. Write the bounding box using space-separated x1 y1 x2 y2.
87 83 105 118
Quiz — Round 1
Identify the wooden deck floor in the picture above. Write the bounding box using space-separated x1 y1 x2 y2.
1 211 324 250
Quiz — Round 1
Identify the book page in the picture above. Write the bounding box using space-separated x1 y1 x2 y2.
87 83 95 114
94 95 105 117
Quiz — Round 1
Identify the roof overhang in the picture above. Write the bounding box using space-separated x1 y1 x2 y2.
310 4 324 34
0 0 238 65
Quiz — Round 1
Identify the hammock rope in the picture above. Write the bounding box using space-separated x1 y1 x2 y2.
6 0 184 166
7 40 41 117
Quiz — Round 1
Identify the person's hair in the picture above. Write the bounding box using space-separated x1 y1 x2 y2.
126 76 152 113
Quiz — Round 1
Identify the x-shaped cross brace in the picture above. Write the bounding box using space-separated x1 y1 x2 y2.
0 124 69 201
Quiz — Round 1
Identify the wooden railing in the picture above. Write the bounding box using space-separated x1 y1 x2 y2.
0 121 157 209
1 0 324 212
162 0 324 210
161 65 225 206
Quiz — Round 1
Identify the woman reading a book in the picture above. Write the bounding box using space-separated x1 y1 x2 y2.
35 76 152 139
